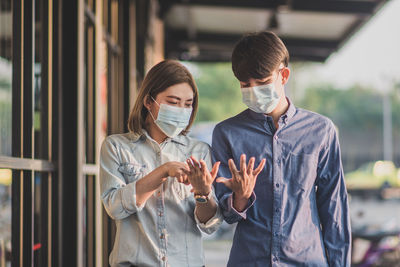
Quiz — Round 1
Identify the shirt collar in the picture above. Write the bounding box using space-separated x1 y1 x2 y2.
281 97 296 124
128 130 187 146
246 97 296 124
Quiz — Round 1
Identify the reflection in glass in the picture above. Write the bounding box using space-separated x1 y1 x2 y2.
0 0 12 156
34 0 44 159
0 169 12 266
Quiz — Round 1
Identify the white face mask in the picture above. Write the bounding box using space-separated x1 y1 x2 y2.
149 98 192 137
241 83 280 114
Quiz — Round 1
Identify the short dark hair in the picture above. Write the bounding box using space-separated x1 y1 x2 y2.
127 60 198 135
231 31 289 82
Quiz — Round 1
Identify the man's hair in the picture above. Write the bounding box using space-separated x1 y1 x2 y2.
232 31 289 82
127 59 198 135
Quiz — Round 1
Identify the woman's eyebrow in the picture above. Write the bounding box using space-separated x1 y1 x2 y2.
166 95 193 102
166 95 181 101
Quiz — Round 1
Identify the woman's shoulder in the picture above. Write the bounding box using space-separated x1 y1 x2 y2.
103 132 142 147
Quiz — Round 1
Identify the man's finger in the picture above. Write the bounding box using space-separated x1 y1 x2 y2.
228 159 239 180
240 154 247 174
215 177 232 189
247 157 255 175
253 159 266 176
210 161 221 179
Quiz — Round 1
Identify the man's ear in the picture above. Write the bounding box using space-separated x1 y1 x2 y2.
281 67 290 85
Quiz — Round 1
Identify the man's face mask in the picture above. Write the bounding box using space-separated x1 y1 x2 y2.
149 97 192 138
241 82 280 114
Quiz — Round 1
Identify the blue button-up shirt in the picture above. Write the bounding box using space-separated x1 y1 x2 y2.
212 100 351 267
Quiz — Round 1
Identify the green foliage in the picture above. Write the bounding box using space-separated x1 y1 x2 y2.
297 84 400 133
193 63 247 122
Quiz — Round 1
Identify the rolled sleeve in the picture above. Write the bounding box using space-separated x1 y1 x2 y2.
100 137 144 220
219 192 256 224
193 144 224 234
194 192 223 235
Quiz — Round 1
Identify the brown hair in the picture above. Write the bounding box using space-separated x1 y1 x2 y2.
232 31 289 82
127 60 199 135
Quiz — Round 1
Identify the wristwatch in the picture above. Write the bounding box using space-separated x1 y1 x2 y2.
194 191 212 204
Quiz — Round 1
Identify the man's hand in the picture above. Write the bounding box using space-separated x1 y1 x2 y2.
216 154 265 211
186 156 220 194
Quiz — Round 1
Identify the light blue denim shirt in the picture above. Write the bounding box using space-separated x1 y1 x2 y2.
100 131 222 267
213 99 351 267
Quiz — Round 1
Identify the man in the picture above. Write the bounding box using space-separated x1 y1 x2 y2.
212 31 351 266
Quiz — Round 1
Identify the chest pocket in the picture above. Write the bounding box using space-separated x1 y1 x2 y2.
286 152 318 192
118 162 147 184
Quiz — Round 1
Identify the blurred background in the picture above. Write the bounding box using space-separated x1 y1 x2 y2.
1 0 400 266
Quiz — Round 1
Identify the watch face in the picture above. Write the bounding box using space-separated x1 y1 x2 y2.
195 196 207 203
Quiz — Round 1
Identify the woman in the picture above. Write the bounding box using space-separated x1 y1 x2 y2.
100 60 223 267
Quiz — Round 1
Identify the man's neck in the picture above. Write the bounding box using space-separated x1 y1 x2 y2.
267 96 289 129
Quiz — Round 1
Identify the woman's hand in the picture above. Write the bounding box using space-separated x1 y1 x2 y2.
186 156 220 195
162 161 190 184
216 154 265 211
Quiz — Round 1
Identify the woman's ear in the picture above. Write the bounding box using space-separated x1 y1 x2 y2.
281 67 290 85
143 95 152 110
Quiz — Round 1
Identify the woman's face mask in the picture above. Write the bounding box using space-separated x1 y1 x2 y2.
149 97 192 138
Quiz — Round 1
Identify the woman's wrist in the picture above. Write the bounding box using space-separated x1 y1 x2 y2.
192 185 211 196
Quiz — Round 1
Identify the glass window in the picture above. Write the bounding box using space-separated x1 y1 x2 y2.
0 168 12 266
0 0 12 156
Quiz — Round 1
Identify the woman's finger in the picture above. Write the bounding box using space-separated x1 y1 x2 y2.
199 160 209 177
187 159 195 172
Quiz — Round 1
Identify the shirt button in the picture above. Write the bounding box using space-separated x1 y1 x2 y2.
276 158 280 164
274 135 278 140
275 208 279 212
162 256 166 261
276 183 280 188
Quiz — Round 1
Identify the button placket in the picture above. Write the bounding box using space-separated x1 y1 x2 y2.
271 133 282 263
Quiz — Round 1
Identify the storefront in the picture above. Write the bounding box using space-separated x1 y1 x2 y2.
0 0 164 266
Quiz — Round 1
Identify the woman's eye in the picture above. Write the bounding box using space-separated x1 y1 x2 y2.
185 104 192 108
167 101 178 105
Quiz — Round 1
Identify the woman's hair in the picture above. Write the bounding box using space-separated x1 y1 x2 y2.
127 59 199 135
232 31 289 82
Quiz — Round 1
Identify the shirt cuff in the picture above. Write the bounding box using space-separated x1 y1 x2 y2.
222 192 256 221
121 181 145 213
194 195 223 235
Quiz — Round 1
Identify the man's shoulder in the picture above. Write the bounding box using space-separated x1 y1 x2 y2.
294 107 335 130
214 109 250 130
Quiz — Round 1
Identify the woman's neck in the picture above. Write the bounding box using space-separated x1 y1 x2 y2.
145 116 168 144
